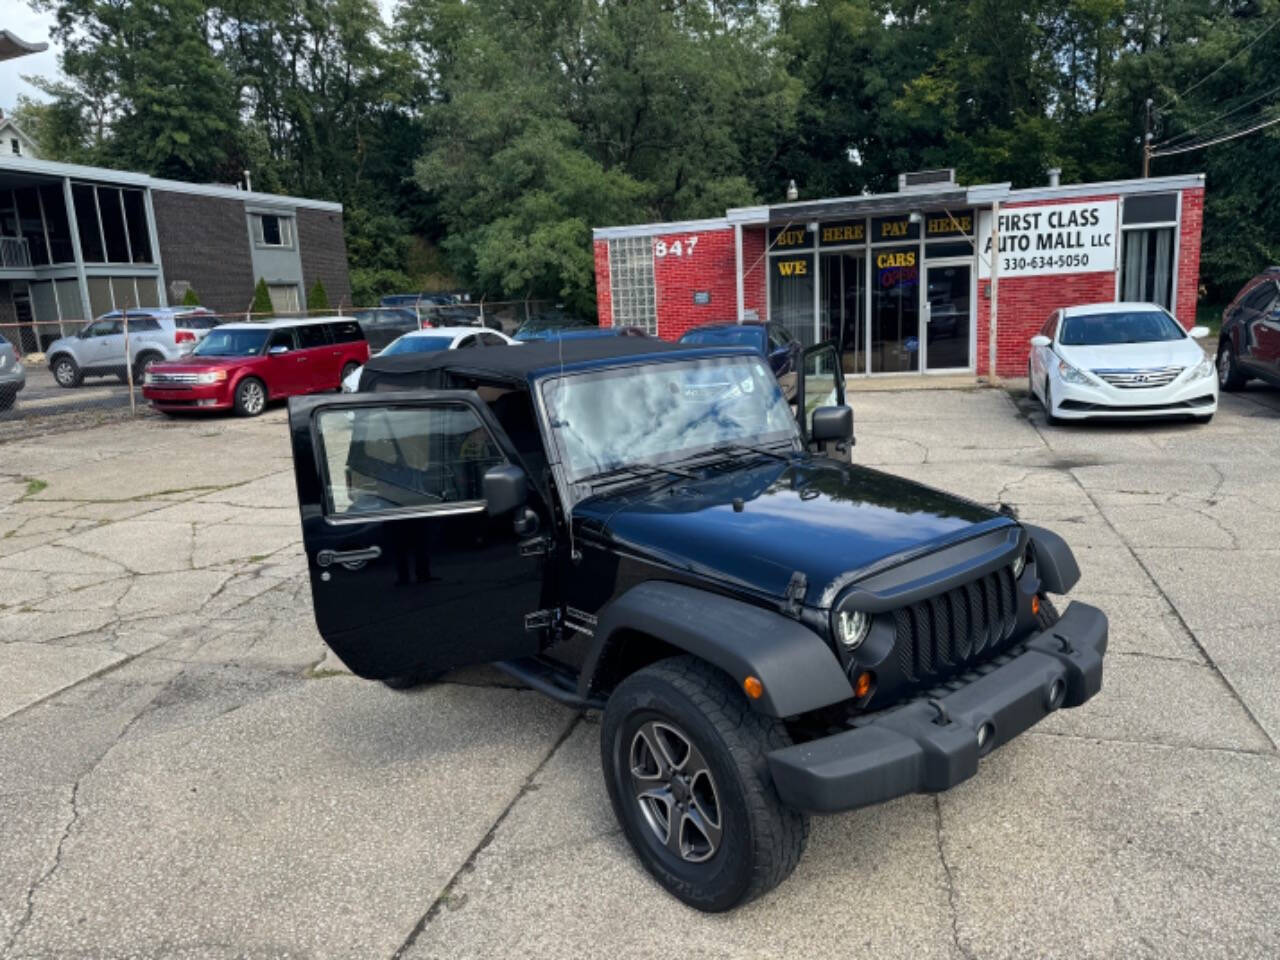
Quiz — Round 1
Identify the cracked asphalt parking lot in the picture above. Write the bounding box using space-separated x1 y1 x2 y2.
2 385 1279 960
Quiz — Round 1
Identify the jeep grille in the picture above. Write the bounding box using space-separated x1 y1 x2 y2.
893 566 1018 684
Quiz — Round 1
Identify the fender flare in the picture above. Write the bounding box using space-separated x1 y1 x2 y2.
579 581 853 718
1022 523 1080 594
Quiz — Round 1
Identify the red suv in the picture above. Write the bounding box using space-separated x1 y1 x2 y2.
142 318 369 416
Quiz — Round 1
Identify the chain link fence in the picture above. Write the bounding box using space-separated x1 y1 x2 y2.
0 298 557 439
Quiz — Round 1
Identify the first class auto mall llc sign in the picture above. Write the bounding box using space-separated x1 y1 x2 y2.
977 200 1118 279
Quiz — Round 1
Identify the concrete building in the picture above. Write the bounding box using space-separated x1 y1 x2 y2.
592 169 1205 378
0 154 351 352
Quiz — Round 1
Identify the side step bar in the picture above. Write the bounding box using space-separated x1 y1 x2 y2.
495 656 607 710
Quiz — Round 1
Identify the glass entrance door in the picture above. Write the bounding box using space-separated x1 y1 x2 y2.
871 246 920 373
923 262 972 371
820 252 864 374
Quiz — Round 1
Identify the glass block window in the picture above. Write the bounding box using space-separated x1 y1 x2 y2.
608 236 657 333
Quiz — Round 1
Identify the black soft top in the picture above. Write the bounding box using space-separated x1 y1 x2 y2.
359 336 728 392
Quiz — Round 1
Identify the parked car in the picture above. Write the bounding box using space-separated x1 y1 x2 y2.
677 322 802 397
45 307 219 388
1028 302 1216 424
513 310 596 341
142 317 368 416
1216 267 1280 391
286 335 1107 911
349 307 422 351
0 338 25 411
341 326 518 393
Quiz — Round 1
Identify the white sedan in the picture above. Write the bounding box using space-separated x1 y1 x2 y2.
1028 302 1217 425
342 326 518 392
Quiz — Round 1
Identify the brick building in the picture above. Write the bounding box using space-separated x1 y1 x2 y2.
0 154 351 352
593 169 1205 379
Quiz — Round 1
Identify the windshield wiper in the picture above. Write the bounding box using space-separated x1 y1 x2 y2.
700 442 794 464
579 462 695 486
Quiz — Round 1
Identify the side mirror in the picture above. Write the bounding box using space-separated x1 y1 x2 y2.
268 344 290 355
1029 335 1051 348
1188 325 1209 339
483 463 528 517
811 405 854 444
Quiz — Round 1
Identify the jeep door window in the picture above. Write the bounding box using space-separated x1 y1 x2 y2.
315 404 505 515
193 329 270 357
541 356 797 483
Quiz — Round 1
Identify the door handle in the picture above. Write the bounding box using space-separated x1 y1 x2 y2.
317 546 382 567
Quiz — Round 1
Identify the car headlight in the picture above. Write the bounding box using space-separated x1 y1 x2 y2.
1057 357 1093 385
143 371 155 385
1189 357 1215 380
194 370 227 385
1012 547 1027 579
833 605 871 650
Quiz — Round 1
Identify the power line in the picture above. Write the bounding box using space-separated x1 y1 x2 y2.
1158 16 1280 112
1155 81 1280 148
1150 113 1280 157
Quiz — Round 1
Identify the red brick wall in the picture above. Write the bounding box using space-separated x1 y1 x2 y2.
978 271 1116 377
1176 188 1204 330
653 227 737 339
594 240 612 327
742 226 767 321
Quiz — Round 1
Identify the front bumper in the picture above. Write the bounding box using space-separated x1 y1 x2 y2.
1052 372 1216 419
142 383 233 410
0 364 25 394
767 601 1107 813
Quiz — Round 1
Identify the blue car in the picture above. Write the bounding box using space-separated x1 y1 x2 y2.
677 322 802 396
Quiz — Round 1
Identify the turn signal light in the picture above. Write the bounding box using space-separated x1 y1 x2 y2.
743 676 764 700
1031 595 1041 617
853 671 875 699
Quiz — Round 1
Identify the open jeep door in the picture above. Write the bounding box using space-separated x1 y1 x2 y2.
288 390 547 681
795 340 849 452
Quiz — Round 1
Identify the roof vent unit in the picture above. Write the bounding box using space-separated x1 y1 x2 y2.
898 169 957 192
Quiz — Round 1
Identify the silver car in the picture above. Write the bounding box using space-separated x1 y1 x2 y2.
45 307 219 388
0 339 25 411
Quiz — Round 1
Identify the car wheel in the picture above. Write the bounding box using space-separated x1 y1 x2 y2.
233 377 267 417
133 352 163 382
380 671 441 691
51 355 82 388
601 655 809 912
340 361 360 389
0 387 15 411
1042 380 1060 426
1217 341 1247 391
1035 593 1060 631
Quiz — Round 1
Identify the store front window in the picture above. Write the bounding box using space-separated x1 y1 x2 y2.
1120 193 1178 310
870 245 920 373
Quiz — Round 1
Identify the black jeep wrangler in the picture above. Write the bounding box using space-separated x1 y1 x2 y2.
287 337 1107 912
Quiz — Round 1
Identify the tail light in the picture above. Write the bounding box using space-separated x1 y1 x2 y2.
175 330 196 344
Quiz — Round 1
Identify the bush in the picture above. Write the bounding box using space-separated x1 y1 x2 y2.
252 277 273 316
307 280 330 311
181 287 201 306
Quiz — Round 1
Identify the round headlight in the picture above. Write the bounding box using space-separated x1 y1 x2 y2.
835 607 870 650
1012 548 1027 579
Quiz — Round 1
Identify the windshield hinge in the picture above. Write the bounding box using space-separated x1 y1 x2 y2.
519 535 553 557
782 571 807 618
525 608 559 632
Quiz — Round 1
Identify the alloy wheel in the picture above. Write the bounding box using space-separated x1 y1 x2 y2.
54 360 76 386
629 720 722 863
1218 348 1231 387
241 380 265 415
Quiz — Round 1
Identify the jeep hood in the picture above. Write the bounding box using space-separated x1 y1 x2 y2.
573 458 1013 608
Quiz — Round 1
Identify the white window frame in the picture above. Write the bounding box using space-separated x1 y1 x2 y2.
607 236 657 334
254 213 295 249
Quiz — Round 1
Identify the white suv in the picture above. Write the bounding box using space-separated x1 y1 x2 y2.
46 308 219 388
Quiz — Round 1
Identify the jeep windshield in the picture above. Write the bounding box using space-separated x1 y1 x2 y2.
541 356 798 483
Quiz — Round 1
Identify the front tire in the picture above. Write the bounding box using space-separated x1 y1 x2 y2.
340 361 360 390
1042 380 1061 426
1217 341 1247 391
601 656 808 912
233 377 267 417
51 355 82 388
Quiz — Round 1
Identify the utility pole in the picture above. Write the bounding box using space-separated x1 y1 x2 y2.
1142 98 1154 177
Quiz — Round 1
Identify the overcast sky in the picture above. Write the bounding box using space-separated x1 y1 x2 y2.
2 3 397 114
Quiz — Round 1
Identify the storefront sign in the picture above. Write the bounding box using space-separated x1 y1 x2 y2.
769 225 814 249
872 215 920 242
874 246 918 289
693 291 711 305
653 235 700 258
977 200 1118 278
926 210 973 238
819 221 865 246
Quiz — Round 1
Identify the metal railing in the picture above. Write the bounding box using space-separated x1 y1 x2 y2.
0 237 32 269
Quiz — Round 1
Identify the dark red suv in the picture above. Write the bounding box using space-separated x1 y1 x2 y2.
142 318 369 416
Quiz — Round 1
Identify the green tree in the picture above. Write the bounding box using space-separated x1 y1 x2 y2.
252 278 274 316
181 288 201 306
307 280 330 311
